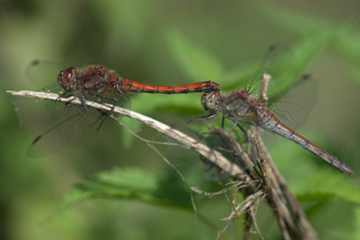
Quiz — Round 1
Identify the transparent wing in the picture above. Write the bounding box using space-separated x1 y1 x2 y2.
24 59 66 91
270 73 318 130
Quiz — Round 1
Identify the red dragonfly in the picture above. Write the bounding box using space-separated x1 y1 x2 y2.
200 77 353 175
28 64 220 144
57 64 219 102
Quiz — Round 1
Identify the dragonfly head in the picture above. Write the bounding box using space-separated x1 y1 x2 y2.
57 66 77 92
204 81 220 92
201 91 222 113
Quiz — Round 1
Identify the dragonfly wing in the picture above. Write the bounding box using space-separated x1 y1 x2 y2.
269 73 318 130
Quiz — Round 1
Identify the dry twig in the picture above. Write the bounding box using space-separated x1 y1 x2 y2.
6 90 249 180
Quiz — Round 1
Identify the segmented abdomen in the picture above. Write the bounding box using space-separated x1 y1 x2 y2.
120 79 219 94
259 110 352 175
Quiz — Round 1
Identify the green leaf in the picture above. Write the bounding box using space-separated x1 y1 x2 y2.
223 35 328 105
119 117 143 148
349 68 360 86
310 200 358 239
128 94 202 114
355 207 360 239
65 168 193 210
263 6 360 87
119 93 204 146
260 5 335 36
296 170 360 205
266 34 329 102
334 27 360 62
167 30 224 80
92 0 150 44
221 64 262 91
218 36 328 103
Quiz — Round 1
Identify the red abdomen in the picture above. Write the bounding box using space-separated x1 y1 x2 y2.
120 79 219 94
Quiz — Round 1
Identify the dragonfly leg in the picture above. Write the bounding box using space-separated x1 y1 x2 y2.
186 112 217 124
78 95 89 111
221 115 226 129
59 91 89 111
236 124 249 143
91 105 116 131
94 93 120 105
95 112 108 131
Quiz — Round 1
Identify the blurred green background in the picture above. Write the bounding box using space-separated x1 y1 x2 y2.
1 0 360 239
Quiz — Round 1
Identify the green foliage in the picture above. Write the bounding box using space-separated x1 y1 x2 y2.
119 94 203 147
270 131 360 205
262 6 360 85
266 34 329 104
167 31 225 80
65 168 193 211
356 207 360 239
92 0 151 48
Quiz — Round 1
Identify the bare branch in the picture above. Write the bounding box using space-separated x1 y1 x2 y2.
248 73 318 239
260 73 271 102
248 127 317 240
222 190 264 221
6 90 251 181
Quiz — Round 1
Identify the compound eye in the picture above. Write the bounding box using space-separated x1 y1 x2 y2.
63 67 74 79
57 70 64 83
58 67 75 91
